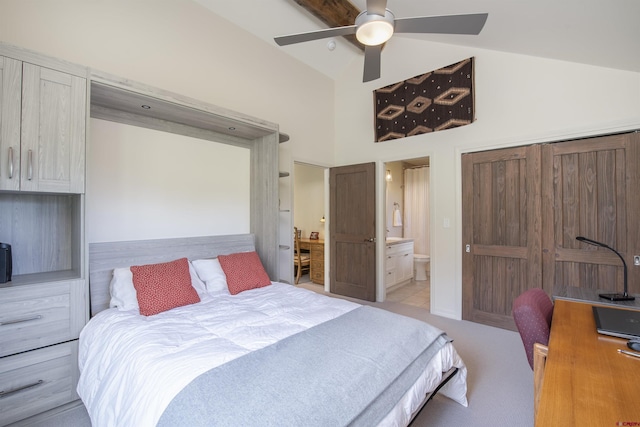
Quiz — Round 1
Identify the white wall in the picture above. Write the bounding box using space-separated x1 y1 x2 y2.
88 119 250 242
335 37 640 318
0 0 336 242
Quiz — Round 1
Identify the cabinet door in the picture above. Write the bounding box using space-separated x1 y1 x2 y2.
399 245 414 282
20 63 86 193
0 56 22 191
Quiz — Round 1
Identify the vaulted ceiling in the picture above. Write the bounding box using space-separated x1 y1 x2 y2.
196 0 640 81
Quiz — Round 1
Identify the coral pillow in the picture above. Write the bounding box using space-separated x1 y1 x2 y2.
131 257 201 316
218 251 271 295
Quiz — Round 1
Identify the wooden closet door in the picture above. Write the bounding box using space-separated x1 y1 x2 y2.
462 145 542 330
541 132 640 295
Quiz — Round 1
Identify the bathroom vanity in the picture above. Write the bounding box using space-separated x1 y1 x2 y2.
385 238 414 290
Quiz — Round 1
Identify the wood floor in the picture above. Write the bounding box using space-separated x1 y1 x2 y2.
297 274 430 311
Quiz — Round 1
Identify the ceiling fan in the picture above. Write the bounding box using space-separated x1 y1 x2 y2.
274 0 488 82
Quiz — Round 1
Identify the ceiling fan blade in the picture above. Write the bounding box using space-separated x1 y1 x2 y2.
274 25 356 46
366 0 388 16
363 45 382 82
394 13 488 35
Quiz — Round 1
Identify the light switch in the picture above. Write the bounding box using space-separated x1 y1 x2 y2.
443 217 450 228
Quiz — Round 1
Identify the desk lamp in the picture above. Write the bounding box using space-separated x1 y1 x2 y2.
576 236 635 301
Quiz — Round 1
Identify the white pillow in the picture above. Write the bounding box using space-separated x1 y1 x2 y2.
191 258 228 293
109 260 207 311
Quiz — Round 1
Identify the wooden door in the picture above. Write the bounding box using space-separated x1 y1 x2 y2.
462 145 542 330
0 56 22 191
541 132 640 295
329 163 376 301
21 63 86 193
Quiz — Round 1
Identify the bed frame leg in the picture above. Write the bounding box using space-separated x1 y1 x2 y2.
408 367 459 425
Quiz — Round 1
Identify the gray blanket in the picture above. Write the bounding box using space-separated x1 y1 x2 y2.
158 305 450 427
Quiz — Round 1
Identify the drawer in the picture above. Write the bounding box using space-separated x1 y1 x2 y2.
385 269 397 288
310 244 323 256
0 341 79 426
0 279 85 357
310 260 324 284
386 245 400 255
310 270 324 285
386 254 397 269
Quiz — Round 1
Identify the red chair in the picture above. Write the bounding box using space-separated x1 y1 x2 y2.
513 288 554 417
512 288 553 370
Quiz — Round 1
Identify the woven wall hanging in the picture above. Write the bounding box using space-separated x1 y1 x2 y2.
374 57 475 142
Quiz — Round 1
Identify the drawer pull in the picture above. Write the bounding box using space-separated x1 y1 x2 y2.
0 314 43 326
0 380 44 399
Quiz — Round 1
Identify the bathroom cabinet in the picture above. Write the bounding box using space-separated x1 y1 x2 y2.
385 240 414 289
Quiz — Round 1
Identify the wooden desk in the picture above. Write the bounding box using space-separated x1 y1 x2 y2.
298 238 324 285
536 299 640 426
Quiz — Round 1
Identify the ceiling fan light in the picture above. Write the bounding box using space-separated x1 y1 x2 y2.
356 20 394 46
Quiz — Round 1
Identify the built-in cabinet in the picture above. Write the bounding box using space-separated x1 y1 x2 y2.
278 134 294 285
385 240 414 289
1 57 86 193
0 44 88 426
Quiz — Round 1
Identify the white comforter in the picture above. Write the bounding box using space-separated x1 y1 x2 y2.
78 283 466 427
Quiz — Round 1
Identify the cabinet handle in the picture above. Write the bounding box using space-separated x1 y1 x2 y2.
0 314 42 326
27 149 33 180
8 147 14 179
0 380 44 399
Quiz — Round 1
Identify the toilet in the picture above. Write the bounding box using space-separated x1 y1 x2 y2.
414 254 430 281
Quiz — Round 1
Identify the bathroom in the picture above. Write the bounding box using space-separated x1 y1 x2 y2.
385 157 431 306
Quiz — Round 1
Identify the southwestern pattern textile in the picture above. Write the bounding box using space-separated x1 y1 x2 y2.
374 58 475 142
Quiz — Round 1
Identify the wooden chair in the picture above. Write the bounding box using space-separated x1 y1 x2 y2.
533 342 548 418
293 227 310 284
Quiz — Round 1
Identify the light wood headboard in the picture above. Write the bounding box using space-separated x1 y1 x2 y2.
89 234 256 316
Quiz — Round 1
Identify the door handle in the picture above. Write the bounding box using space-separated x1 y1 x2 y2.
8 147 14 179
365 238 376 242
27 149 33 180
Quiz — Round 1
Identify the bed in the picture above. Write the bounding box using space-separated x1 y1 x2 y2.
78 234 468 426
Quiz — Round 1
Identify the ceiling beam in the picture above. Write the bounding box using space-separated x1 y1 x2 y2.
292 0 364 51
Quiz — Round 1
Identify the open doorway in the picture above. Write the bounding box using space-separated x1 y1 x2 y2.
293 162 327 288
384 157 431 311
